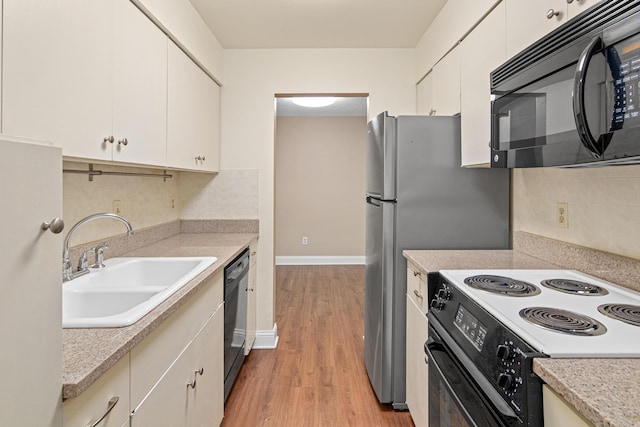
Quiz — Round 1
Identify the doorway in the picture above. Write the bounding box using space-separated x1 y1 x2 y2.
274 94 369 266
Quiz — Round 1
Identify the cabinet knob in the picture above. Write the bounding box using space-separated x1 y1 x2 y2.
546 8 560 19
103 136 114 144
117 138 128 146
41 217 65 234
428 108 437 116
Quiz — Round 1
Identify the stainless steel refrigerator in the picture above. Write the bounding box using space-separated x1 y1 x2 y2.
364 112 510 409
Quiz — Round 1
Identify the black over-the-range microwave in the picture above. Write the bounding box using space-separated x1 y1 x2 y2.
490 0 640 168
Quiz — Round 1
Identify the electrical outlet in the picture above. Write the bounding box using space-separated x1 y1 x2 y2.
302 236 308 245
112 200 122 215
556 202 568 228
170 195 175 210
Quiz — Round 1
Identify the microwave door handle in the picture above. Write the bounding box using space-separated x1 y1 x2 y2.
573 35 604 158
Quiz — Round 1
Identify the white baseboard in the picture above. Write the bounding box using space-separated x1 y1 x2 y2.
252 323 279 349
276 256 365 265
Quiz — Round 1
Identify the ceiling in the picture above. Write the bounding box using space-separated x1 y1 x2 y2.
276 96 368 117
188 0 447 49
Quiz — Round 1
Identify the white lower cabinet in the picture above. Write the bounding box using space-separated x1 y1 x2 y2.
405 264 429 427
131 307 224 427
62 356 130 427
543 385 594 427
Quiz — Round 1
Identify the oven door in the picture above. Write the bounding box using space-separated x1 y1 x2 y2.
425 325 520 427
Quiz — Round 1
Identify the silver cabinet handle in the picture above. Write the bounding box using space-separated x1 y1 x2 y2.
117 138 128 146
41 217 65 234
195 155 206 161
103 136 114 144
413 290 423 300
187 368 204 389
87 396 119 427
546 9 560 19
428 108 436 116
413 270 421 277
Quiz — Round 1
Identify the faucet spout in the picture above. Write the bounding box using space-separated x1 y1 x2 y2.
62 213 134 281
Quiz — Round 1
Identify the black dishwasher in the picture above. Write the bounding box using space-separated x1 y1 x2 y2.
223 248 249 402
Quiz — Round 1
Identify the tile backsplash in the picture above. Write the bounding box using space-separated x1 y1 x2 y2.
63 162 258 246
513 165 640 260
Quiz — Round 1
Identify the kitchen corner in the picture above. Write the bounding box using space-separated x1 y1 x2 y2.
404 231 640 427
62 219 258 399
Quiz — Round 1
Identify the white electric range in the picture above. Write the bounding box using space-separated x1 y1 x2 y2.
438 269 640 357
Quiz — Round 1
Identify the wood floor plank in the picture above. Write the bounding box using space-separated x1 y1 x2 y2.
221 265 415 426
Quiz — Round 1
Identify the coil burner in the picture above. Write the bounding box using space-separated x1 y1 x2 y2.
540 278 609 296
519 307 607 336
464 275 541 297
598 304 640 327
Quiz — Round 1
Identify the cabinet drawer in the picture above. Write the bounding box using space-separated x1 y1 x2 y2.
130 272 223 408
63 355 130 427
407 263 428 313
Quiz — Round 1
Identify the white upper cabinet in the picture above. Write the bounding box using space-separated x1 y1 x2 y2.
460 1 506 167
506 0 604 59
2 0 113 161
167 41 220 172
112 0 167 167
416 73 434 116
416 0 500 80
416 46 460 117
3 0 221 172
432 46 461 116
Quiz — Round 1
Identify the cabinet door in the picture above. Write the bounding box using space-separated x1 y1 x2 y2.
112 0 167 167
505 0 565 59
0 138 63 427
543 385 593 427
416 73 434 116
567 0 601 19
131 308 224 427
167 41 220 172
188 307 224 426
2 0 114 161
405 296 429 427
460 2 506 167
432 46 461 116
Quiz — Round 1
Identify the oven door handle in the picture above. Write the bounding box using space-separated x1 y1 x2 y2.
573 34 604 158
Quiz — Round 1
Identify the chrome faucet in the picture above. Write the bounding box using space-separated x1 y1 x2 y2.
62 213 134 281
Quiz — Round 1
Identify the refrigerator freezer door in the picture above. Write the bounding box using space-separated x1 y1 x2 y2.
366 111 397 200
364 196 396 403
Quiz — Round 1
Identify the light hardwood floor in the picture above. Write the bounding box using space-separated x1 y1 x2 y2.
221 265 415 426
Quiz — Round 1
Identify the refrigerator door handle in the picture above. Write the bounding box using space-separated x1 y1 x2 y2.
366 196 382 207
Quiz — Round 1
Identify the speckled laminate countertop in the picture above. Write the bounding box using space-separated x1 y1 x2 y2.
62 232 257 399
404 248 640 427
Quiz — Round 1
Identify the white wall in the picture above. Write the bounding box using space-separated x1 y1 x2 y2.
213 48 416 332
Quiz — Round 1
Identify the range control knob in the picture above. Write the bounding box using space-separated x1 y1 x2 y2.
496 344 511 360
497 373 513 391
437 287 451 301
430 299 445 310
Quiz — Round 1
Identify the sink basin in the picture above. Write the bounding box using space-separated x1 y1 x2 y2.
63 257 217 328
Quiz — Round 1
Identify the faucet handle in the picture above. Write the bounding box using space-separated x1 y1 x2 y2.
78 249 95 272
92 242 109 269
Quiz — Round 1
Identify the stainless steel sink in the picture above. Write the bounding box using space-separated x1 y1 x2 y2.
62 257 217 328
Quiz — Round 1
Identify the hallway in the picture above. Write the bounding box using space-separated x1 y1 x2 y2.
221 265 415 426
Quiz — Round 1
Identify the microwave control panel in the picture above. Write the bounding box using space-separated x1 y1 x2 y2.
608 35 640 130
